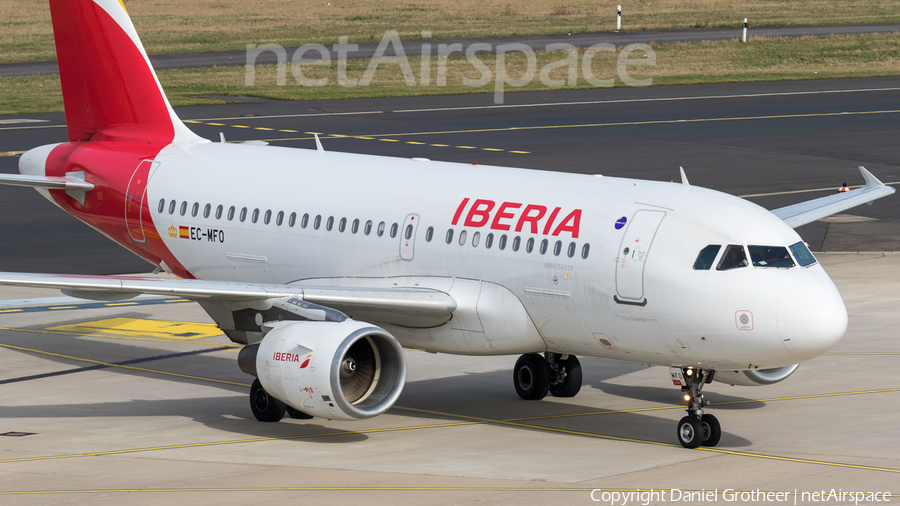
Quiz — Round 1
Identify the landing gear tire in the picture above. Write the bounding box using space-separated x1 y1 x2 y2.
250 378 286 422
514 353 551 400
677 416 704 449
700 413 721 447
549 355 582 398
286 406 314 420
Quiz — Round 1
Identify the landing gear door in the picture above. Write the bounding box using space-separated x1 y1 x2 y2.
615 210 666 304
125 159 159 244
399 214 420 261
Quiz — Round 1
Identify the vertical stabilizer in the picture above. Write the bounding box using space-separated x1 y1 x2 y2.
49 0 204 144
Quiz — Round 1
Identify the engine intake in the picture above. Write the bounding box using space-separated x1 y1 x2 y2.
713 364 799 386
242 320 406 421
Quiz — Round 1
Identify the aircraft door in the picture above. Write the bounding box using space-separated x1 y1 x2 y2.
399 213 420 261
125 159 157 244
615 210 666 304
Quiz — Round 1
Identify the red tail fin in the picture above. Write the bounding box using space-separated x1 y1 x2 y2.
49 0 201 144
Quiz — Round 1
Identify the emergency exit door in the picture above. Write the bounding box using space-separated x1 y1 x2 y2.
399 213 420 261
615 210 666 303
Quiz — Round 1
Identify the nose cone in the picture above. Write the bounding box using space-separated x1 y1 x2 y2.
777 281 847 361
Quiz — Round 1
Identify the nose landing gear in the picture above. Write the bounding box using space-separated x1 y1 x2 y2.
513 353 583 400
670 367 720 448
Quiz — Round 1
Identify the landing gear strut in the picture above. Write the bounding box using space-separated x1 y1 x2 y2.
671 367 720 448
513 353 583 400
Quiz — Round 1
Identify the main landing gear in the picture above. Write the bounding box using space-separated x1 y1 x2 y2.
671 367 721 449
249 379 314 422
513 353 583 400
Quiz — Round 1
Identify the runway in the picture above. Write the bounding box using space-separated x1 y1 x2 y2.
0 252 898 504
1 77 899 274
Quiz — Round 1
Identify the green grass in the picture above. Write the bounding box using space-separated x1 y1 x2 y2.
1 0 900 63
2 33 899 115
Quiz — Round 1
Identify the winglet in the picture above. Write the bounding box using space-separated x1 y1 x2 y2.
859 166 886 187
679 166 690 187
315 134 324 154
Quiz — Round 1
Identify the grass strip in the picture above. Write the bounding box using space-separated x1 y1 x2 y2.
1 33 899 115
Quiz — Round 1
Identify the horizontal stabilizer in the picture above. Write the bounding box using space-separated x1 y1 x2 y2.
0 173 94 191
770 167 895 228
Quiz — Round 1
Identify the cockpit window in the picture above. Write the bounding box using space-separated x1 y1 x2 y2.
748 245 795 268
693 245 721 270
716 244 748 271
789 241 818 267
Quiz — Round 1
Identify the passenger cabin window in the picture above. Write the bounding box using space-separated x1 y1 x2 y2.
459 230 468 245
405 224 413 240
749 245 795 268
203 204 211 218
540 239 548 255
326 216 334 231
377 222 385 237
192 203 199 217
180 202 188 216
553 240 562 256
525 238 534 253
276 211 284 226
581 243 590 259
228 206 235 221
339 217 346 232
365 220 373 235
445 229 454 244
352 219 359 234
693 245 721 270
485 233 494 249
240 207 247 222
512 236 520 252
717 244 748 271
472 232 480 247
158 199 165 213
216 205 223 220
264 210 272 225
498 234 507 250
301 214 309 228
790 241 817 267
289 212 296 227
252 209 260 224
168 200 176 214
425 226 433 242
314 215 322 230
567 242 576 258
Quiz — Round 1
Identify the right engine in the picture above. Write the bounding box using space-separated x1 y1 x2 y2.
239 319 407 421
712 364 800 386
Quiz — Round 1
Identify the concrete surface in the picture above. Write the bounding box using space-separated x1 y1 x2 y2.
0 252 897 504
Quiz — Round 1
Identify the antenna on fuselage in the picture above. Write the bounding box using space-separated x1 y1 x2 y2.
679 166 690 187
219 132 226 143
315 134 324 155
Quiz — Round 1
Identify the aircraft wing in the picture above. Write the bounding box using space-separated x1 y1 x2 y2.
771 167 895 228
0 272 457 325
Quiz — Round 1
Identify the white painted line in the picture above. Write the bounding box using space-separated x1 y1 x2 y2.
191 86 900 122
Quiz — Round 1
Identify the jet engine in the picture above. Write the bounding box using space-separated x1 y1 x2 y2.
713 364 799 386
239 320 406 421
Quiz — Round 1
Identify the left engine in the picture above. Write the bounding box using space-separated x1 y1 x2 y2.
239 319 407 421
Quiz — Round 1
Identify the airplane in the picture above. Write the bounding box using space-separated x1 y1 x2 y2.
0 0 894 449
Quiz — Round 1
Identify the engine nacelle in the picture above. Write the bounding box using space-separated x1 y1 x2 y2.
243 320 406 421
713 364 800 386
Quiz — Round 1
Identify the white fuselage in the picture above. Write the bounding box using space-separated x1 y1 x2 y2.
142 142 847 371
